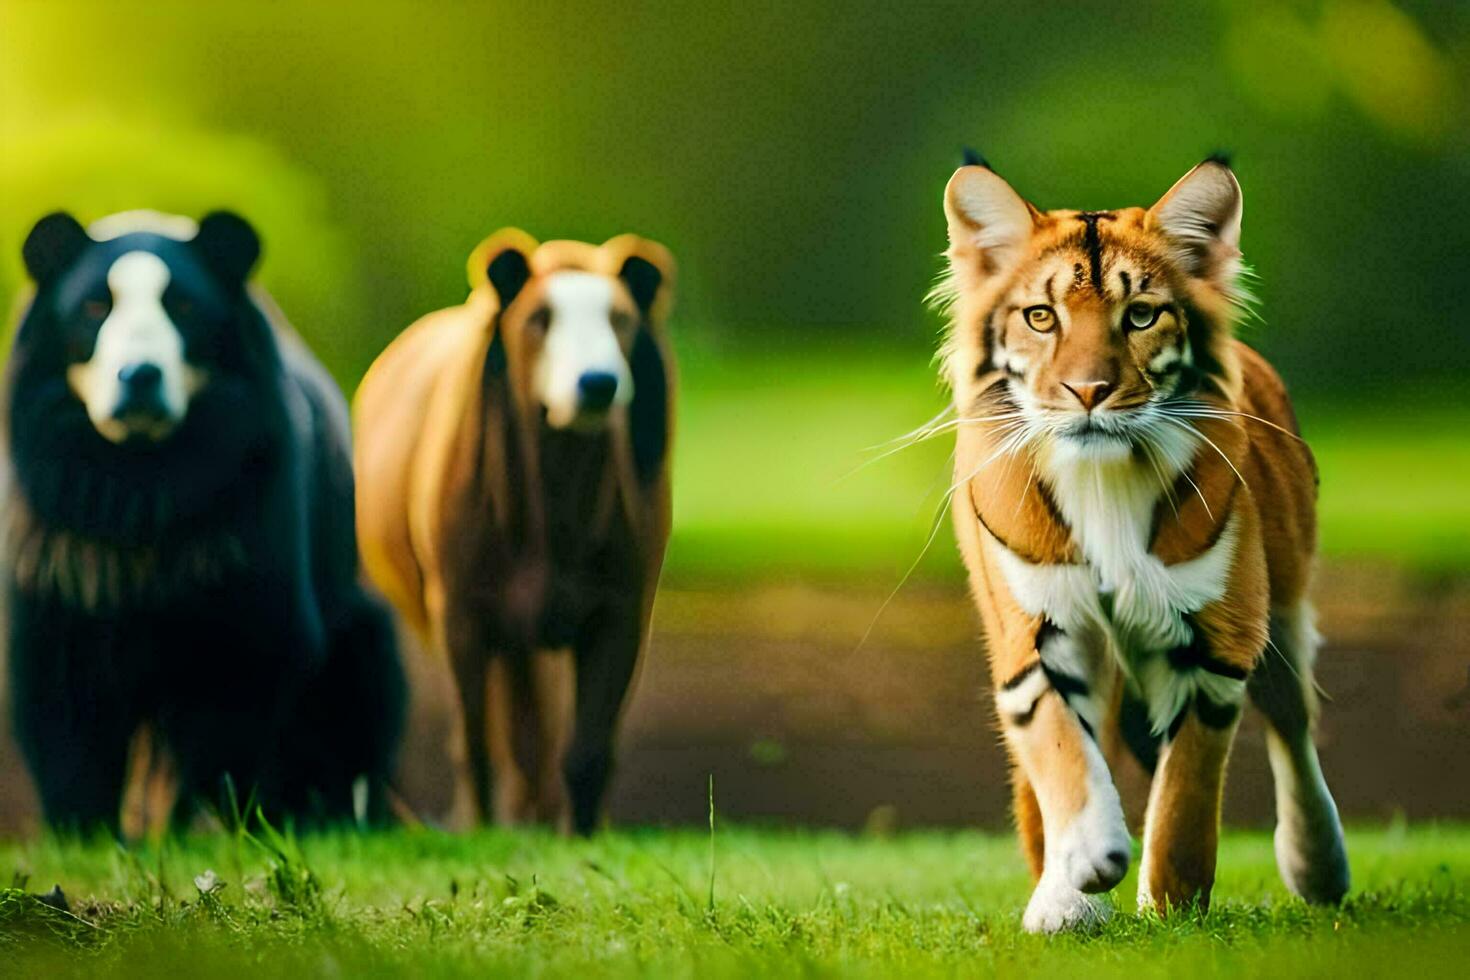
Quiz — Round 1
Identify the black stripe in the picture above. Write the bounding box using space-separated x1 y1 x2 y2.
1035 618 1062 653
1001 660 1042 692
1036 479 1070 532
1119 270 1132 296
1119 688 1160 772
1009 700 1040 727
1044 274 1056 305
1078 212 1112 292
1076 713 1096 741
1040 663 1090 701
970 490 1060 566
1195 692 1241 729
1165 619 1249 680
1167 704 1188 741
981 310 997 370
1176 299 1228 391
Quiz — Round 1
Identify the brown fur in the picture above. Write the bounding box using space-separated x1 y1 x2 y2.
355 231 675 833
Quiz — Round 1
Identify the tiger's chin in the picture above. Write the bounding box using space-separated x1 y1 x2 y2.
1049 423 1136 464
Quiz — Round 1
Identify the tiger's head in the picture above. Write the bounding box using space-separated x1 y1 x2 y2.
934 156 1249 463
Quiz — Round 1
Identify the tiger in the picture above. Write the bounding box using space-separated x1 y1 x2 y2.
931 154 1350 931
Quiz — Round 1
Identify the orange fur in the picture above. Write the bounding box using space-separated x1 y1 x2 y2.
936 158 1347 928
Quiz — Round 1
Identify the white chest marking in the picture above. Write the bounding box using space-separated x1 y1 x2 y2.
986 426 1245 733
989 421 1240 634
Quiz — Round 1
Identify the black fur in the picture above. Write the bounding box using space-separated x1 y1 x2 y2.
619 255 670 485
486 247 532 310
961 146 991 169
3 213 404 833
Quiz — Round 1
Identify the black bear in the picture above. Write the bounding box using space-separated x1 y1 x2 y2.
3 209 404 833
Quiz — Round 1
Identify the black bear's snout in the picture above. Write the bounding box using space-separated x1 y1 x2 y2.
115 362 166 416
118 361 163 394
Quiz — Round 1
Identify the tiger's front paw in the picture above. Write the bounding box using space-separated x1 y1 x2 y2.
1051 781 1132 893
1023 874 1111 934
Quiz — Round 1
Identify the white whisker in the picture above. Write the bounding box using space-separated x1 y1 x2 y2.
1159 416 1248 491
838 411 1028 483
855 484 958 654
1163 403 1306 443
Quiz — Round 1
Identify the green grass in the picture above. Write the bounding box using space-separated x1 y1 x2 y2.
1 823 1466 978
666 342 1470 583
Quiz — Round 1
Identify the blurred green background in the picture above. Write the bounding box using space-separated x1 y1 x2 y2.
2 0 1467 581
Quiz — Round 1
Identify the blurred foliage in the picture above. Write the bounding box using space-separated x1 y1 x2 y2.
2 0 1466 393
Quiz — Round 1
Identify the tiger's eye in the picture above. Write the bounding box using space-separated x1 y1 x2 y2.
1126 302 1159 330
1023 305 1056 333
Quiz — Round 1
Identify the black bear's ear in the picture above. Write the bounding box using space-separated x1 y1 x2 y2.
22 212 91 284
466 228 539 312
193 210 261 286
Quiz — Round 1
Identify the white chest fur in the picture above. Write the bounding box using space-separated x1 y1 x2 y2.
986 430 1244 731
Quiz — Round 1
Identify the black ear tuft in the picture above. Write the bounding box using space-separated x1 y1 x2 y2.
194 211 261 286
619 255 663 315
486 248 532 310
961 146 991 169
1204 150 1233 168
22 212 90 284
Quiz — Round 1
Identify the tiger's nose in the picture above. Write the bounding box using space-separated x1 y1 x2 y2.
1061 380 1115 411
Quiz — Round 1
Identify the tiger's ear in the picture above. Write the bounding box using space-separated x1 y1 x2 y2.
943 165 1035 288
22 212 91 284
1147 158 1243 287
605 234 676 323
467 228 540 310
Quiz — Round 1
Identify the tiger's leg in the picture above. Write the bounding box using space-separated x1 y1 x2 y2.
1010 768 1044 881
1136 615 1253 913
1248 602 1349 904
995 623 1130 933
1137 697 1240 913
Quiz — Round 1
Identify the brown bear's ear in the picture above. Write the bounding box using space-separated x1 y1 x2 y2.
193 210 262 287
603 234 676 323
22 212 91 284
602 235 675 484
466 228 540 311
